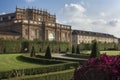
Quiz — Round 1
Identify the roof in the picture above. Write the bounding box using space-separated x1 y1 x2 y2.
0 30 20 36
72 30 117 38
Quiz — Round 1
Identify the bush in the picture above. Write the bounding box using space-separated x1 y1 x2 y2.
72 54 120 80
8 69 74 80
90 40 100 58
45 45 51 59
0 55 79 79
30 46 35 57
76 45 80 54
72 45 75 53
65 54 89 59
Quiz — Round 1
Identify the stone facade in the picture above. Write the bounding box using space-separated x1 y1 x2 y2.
72 30 119 44
0 7 71 42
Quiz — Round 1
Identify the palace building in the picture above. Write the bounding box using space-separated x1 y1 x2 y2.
0 7 119 44
72 30 119 44
0 7 72 42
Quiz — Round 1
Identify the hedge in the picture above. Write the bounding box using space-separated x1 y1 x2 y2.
6 69 74 80
65 54 89 59
0 55 79 79
0 40 21 53
76 43 120 51
21 55 64 64
36 54 87 65
0 40 70 53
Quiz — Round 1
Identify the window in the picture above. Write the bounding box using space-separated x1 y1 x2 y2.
0 17 3 21
48 31 55 41
8 16 11 20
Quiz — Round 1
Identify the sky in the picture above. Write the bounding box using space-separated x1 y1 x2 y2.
0 0 120 37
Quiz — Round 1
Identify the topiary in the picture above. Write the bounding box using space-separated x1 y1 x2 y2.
72 45 75 54
45 45 51 59
90 40 100 58
30 46 35 57
76 45 80 54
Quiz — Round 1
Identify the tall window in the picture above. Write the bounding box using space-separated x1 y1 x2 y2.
48 31 55 41
0 17 3 21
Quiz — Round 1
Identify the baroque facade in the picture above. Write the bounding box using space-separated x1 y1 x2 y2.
0 7 71 42
72 30 119 44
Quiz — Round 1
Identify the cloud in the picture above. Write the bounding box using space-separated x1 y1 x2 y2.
100 12 106 17
0 12 6 15
58 3 120 37
25 0 35 3
107 19 120 26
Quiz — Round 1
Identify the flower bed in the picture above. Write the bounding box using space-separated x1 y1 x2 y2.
73 54 120 80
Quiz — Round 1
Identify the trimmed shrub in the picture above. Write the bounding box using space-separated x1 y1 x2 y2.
8 69 74 80
65 54 89 59
72 45 75 53
0 55 79 79
66 47 69 53
76 45 80 54
90 40 100 58
30 46 35 57
45 45 51 59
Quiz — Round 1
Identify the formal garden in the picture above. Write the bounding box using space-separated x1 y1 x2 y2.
0 39 120 80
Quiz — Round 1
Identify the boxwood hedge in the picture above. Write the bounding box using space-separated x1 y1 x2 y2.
6 69 74 80
0 55 79 79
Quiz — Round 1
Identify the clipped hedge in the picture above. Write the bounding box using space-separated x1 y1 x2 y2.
21 55 64 64
0 40 70 53
7 69 74 80
77 43 120 51
0 55 79 79
0 40 21 53
65 54 89 59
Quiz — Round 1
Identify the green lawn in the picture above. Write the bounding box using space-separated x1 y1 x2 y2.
0 54 45 71
82 50 120 55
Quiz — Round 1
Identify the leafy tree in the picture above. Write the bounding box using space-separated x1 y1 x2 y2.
45 45 51 59
30 46 35 57
90 40 100 58
76 45 80 54
72 45 75 53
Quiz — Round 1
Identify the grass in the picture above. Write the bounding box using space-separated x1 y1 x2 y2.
81 50 120 55
0 54 46 71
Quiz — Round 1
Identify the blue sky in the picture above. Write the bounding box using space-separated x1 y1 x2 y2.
0 0 120 37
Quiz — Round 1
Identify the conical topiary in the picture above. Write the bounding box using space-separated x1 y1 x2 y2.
76 45 80 54
72 45 75 54
30 46 35 57
45 45 51 59
90 40 100 58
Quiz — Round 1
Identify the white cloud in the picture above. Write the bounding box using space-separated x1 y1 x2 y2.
58 3 120 37
0 12 6 15
25 0 35 3
100 12 106 17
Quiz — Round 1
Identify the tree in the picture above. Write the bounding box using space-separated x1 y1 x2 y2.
76 45 80 54
30 46 35 57
45 45 51 59
72 45 75 53
90 40 100 58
